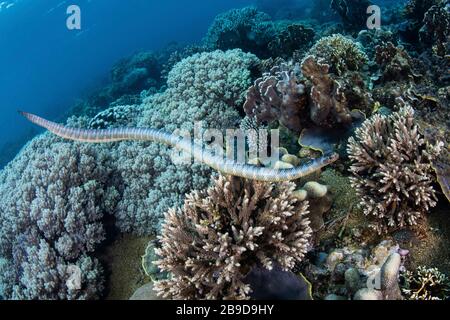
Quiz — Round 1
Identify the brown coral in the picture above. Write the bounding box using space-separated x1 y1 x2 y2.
153 175 312 300
420 1 450 57
243 62 308 132
374 42 419 83
301 56 371 128
347 106 443 234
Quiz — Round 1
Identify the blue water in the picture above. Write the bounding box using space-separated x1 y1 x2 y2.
0 0 408 168
0 0 255 165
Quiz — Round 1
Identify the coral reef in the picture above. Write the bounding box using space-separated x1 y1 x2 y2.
0 117 118 299
100 234 152 300
307 34 368 76
303 240 405 300
374 42 419 83
401 266 450 300
419 0 450 56
268 23 315 59
89 105 141 129
354 252 403 300
153 174 312 300
203 7 275 58
111 49 258 234
294 181 332 232
301 56 371 129
110 52 162 98
243 62 308 132
347 106 443 234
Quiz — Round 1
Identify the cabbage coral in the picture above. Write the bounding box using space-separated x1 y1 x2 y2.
347 106 443 234
111 49 259 234
154 175 312 300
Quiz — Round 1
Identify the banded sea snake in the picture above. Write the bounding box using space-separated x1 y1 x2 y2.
20 111 339 182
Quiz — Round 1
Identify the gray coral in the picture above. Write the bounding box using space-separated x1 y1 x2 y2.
154 175 312 300
0 117 118 299
347 106 443 234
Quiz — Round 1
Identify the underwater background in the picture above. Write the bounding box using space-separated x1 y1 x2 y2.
0 0 449 300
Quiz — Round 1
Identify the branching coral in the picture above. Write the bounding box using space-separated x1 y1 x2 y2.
307 34 368 76
347 106 443 234
111 50 259 234
0 117 118 299
243 62 308 132
401 266 450 300
153 175 312 300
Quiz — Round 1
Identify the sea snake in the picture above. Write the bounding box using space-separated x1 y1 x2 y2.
20 111 339 182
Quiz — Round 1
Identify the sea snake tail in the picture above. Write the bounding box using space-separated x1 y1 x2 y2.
20 111 339 182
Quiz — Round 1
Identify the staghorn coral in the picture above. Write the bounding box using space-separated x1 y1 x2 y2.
111 49 259 234
243 62 308 132
401 266 450 300
153 174 312 300
347 106 443 234
0 117 118 299
203 7 275 58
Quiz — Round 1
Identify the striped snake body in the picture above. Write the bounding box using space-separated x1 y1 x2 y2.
20 111 338 182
